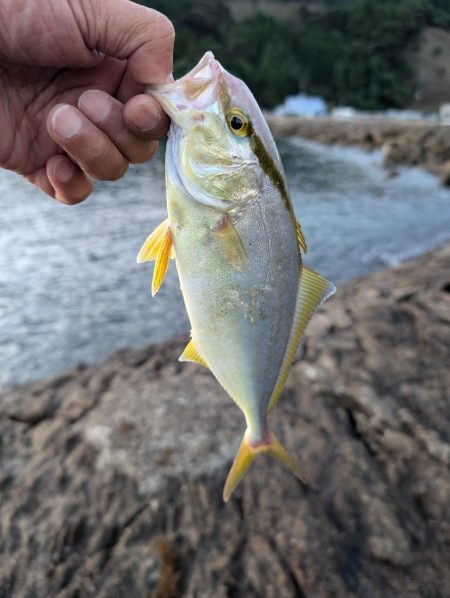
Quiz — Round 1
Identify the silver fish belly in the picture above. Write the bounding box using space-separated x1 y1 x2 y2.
168 173 300 444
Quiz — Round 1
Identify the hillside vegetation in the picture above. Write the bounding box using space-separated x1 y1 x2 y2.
139 0 450 110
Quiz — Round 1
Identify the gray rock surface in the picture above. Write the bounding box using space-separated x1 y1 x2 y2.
1 244 449 597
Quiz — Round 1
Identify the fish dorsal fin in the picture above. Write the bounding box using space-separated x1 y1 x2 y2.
296 220 308 254
267 266 335 414
212 214 247 270
179 339 209 369
137 219 175 263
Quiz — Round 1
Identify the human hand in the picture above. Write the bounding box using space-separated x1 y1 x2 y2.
0 0 174 204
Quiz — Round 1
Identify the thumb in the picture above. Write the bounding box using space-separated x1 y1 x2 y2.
79 0 174 84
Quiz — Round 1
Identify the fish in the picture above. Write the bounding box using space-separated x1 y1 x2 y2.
137 52 335 502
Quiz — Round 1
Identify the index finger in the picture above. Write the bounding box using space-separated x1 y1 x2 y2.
78 0 175 84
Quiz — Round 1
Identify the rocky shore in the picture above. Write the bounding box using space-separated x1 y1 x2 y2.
266 114 450 185
1 243 450 597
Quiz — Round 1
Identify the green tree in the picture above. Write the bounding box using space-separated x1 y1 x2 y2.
135 0 450 110
224 15 301 107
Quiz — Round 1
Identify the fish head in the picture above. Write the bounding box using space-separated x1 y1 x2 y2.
148 52 286 211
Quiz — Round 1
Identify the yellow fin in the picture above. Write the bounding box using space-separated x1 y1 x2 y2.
267 430 306 484
223 434 255 502
213 214 247 270
223 429 306 502
151 227 173 296
179 339 209 368
137 219 173 263
267 266 335 414
296 220 308 253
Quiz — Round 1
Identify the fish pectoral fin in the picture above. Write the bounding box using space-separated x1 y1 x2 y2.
267 266 335 414
151 227 173 296
179 339 209 369
137 219 173 263
137 218 173 296
296 220 308 253
213 214 247 270
223 429 306 502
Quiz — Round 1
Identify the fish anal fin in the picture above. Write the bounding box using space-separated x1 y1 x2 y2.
151 228 173 296
179 339 209 369
213 214 247 270
296 220 308 253
137 219 170 264
267 266 335 414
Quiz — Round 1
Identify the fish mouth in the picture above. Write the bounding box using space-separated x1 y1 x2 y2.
146 52 225 125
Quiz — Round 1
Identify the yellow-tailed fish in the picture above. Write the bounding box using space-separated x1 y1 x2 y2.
137 52 335 502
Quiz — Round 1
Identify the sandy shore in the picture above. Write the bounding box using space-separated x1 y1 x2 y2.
1 243 449 597
266 114 450 184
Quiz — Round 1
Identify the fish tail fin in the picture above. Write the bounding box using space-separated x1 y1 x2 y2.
266 430 306 485
223 429 306 502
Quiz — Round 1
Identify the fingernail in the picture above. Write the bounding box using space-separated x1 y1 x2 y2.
54 158 76 183
52 106 82 139
78 90 111 123
133 98 162 132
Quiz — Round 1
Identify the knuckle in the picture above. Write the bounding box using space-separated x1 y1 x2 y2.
153 12 175 42
57 194 84 206
82 147 128 181
72 193 90 204
104 159 128 181
129 141 158 164
56 177 92 205
75 182 93 202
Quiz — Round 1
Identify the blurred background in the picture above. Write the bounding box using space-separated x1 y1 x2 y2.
142 0 450 111
1 2 450 597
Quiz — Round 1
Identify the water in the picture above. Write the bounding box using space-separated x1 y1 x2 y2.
1 139 449 388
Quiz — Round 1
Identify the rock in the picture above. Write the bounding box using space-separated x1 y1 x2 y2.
0 244 450 597
439 160 450 186
266 114 450 184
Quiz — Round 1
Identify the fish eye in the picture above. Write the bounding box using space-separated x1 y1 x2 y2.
226 109 250 137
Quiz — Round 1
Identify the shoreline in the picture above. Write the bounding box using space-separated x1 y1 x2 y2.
266 114 450 184
1 242 449 596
